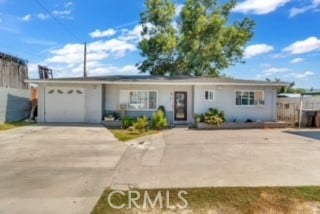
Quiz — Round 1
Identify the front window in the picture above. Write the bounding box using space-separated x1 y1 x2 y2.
128 91 157 110
235 91 264 106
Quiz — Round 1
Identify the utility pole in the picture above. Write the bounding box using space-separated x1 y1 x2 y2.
83 42 87 78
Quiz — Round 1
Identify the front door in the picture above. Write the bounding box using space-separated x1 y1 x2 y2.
174 92 187 121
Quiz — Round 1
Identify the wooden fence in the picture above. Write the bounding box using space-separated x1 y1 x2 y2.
277 97 320 126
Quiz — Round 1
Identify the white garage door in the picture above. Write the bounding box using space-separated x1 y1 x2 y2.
45 87 85 123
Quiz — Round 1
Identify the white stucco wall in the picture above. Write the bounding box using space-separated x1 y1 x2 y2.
37 82 278 124
37 83 102 123
104 84 193 123
194 85 277 122
85 84 103 123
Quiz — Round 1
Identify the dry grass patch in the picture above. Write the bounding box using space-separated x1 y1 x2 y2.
92 187 320 214
110 129 160 142
0 121 33 131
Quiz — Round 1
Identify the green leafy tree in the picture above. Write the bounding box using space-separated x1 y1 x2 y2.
137 0 177 75
137 0 255 76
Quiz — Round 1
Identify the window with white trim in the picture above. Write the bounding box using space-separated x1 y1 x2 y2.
235 91 264 106
128 91 157 110
204 90 215 101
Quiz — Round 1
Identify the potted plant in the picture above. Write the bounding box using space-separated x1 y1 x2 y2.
104 114 114 121
193 113 201 128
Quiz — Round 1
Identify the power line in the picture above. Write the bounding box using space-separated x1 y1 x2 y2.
34 0 82 41
113 20 139 30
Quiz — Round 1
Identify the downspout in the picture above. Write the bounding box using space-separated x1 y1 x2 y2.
299 95 303 128
43 85 46 123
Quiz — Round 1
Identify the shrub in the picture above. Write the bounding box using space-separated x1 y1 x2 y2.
157 105 166 117
203 108 225 126
133 116 149 133
122 117 136 129
112 112 121 120
152 109 168 129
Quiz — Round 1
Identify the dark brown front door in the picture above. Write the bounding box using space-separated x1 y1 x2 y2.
174 92 187 121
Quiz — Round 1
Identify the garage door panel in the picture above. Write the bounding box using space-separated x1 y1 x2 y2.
45 87 85 123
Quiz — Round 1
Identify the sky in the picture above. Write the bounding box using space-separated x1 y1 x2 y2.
0 0 319 89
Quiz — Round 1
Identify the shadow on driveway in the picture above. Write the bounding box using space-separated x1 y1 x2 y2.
284 130 320 140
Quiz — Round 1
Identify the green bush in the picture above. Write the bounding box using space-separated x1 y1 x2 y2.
157 105 166 117
133 116 149 133
122 117 136 129
203 108 225 126
152 109 168 129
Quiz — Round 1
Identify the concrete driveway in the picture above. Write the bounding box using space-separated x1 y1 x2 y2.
111 128 320 189
0 124 126 214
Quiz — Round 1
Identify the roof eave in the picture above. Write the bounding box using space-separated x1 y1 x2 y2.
25 79 287 87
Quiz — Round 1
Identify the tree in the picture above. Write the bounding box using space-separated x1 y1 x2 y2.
266 78 306 94
137 0 255 76
137 0 177 75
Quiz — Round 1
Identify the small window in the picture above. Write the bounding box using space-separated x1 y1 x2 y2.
204 90 215 101
48 90 54 94
76 90 83 94
57 90 63 94
67 90 74 94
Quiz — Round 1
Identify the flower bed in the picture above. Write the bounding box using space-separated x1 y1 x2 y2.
196 121 289 129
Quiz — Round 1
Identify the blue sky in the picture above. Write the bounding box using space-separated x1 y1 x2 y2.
0 0 319 89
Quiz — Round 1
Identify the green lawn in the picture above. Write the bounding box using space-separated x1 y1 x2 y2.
92 187 320 214
110 129 160 142
0 121 33 131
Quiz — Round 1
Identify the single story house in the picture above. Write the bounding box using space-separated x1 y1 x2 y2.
26 76 286 124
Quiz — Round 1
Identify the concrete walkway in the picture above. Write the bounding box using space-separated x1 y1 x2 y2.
110 128 320 189
0 125 127 214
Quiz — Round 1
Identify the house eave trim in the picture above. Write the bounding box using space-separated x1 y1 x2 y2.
25 79 287 87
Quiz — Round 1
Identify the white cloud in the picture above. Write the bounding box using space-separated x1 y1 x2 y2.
233 0 290 14
64 1 73 8
52 10 72 16
263 67 289 73
283 37 320 54
36 1 73 20
290 57 304 64
89 28 117 38
36 23 145 77
88 39 136 57
21 14 31 22
291 71 315 79
119 25 143 41
244 44 274 58
44 37 136 76
37 13 50 20
289 7 311 17
289 0 320 17
262 67 289 76
28 63 39 79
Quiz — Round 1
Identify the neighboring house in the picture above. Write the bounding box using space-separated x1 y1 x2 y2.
26 76 286 124
0 52 30 123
